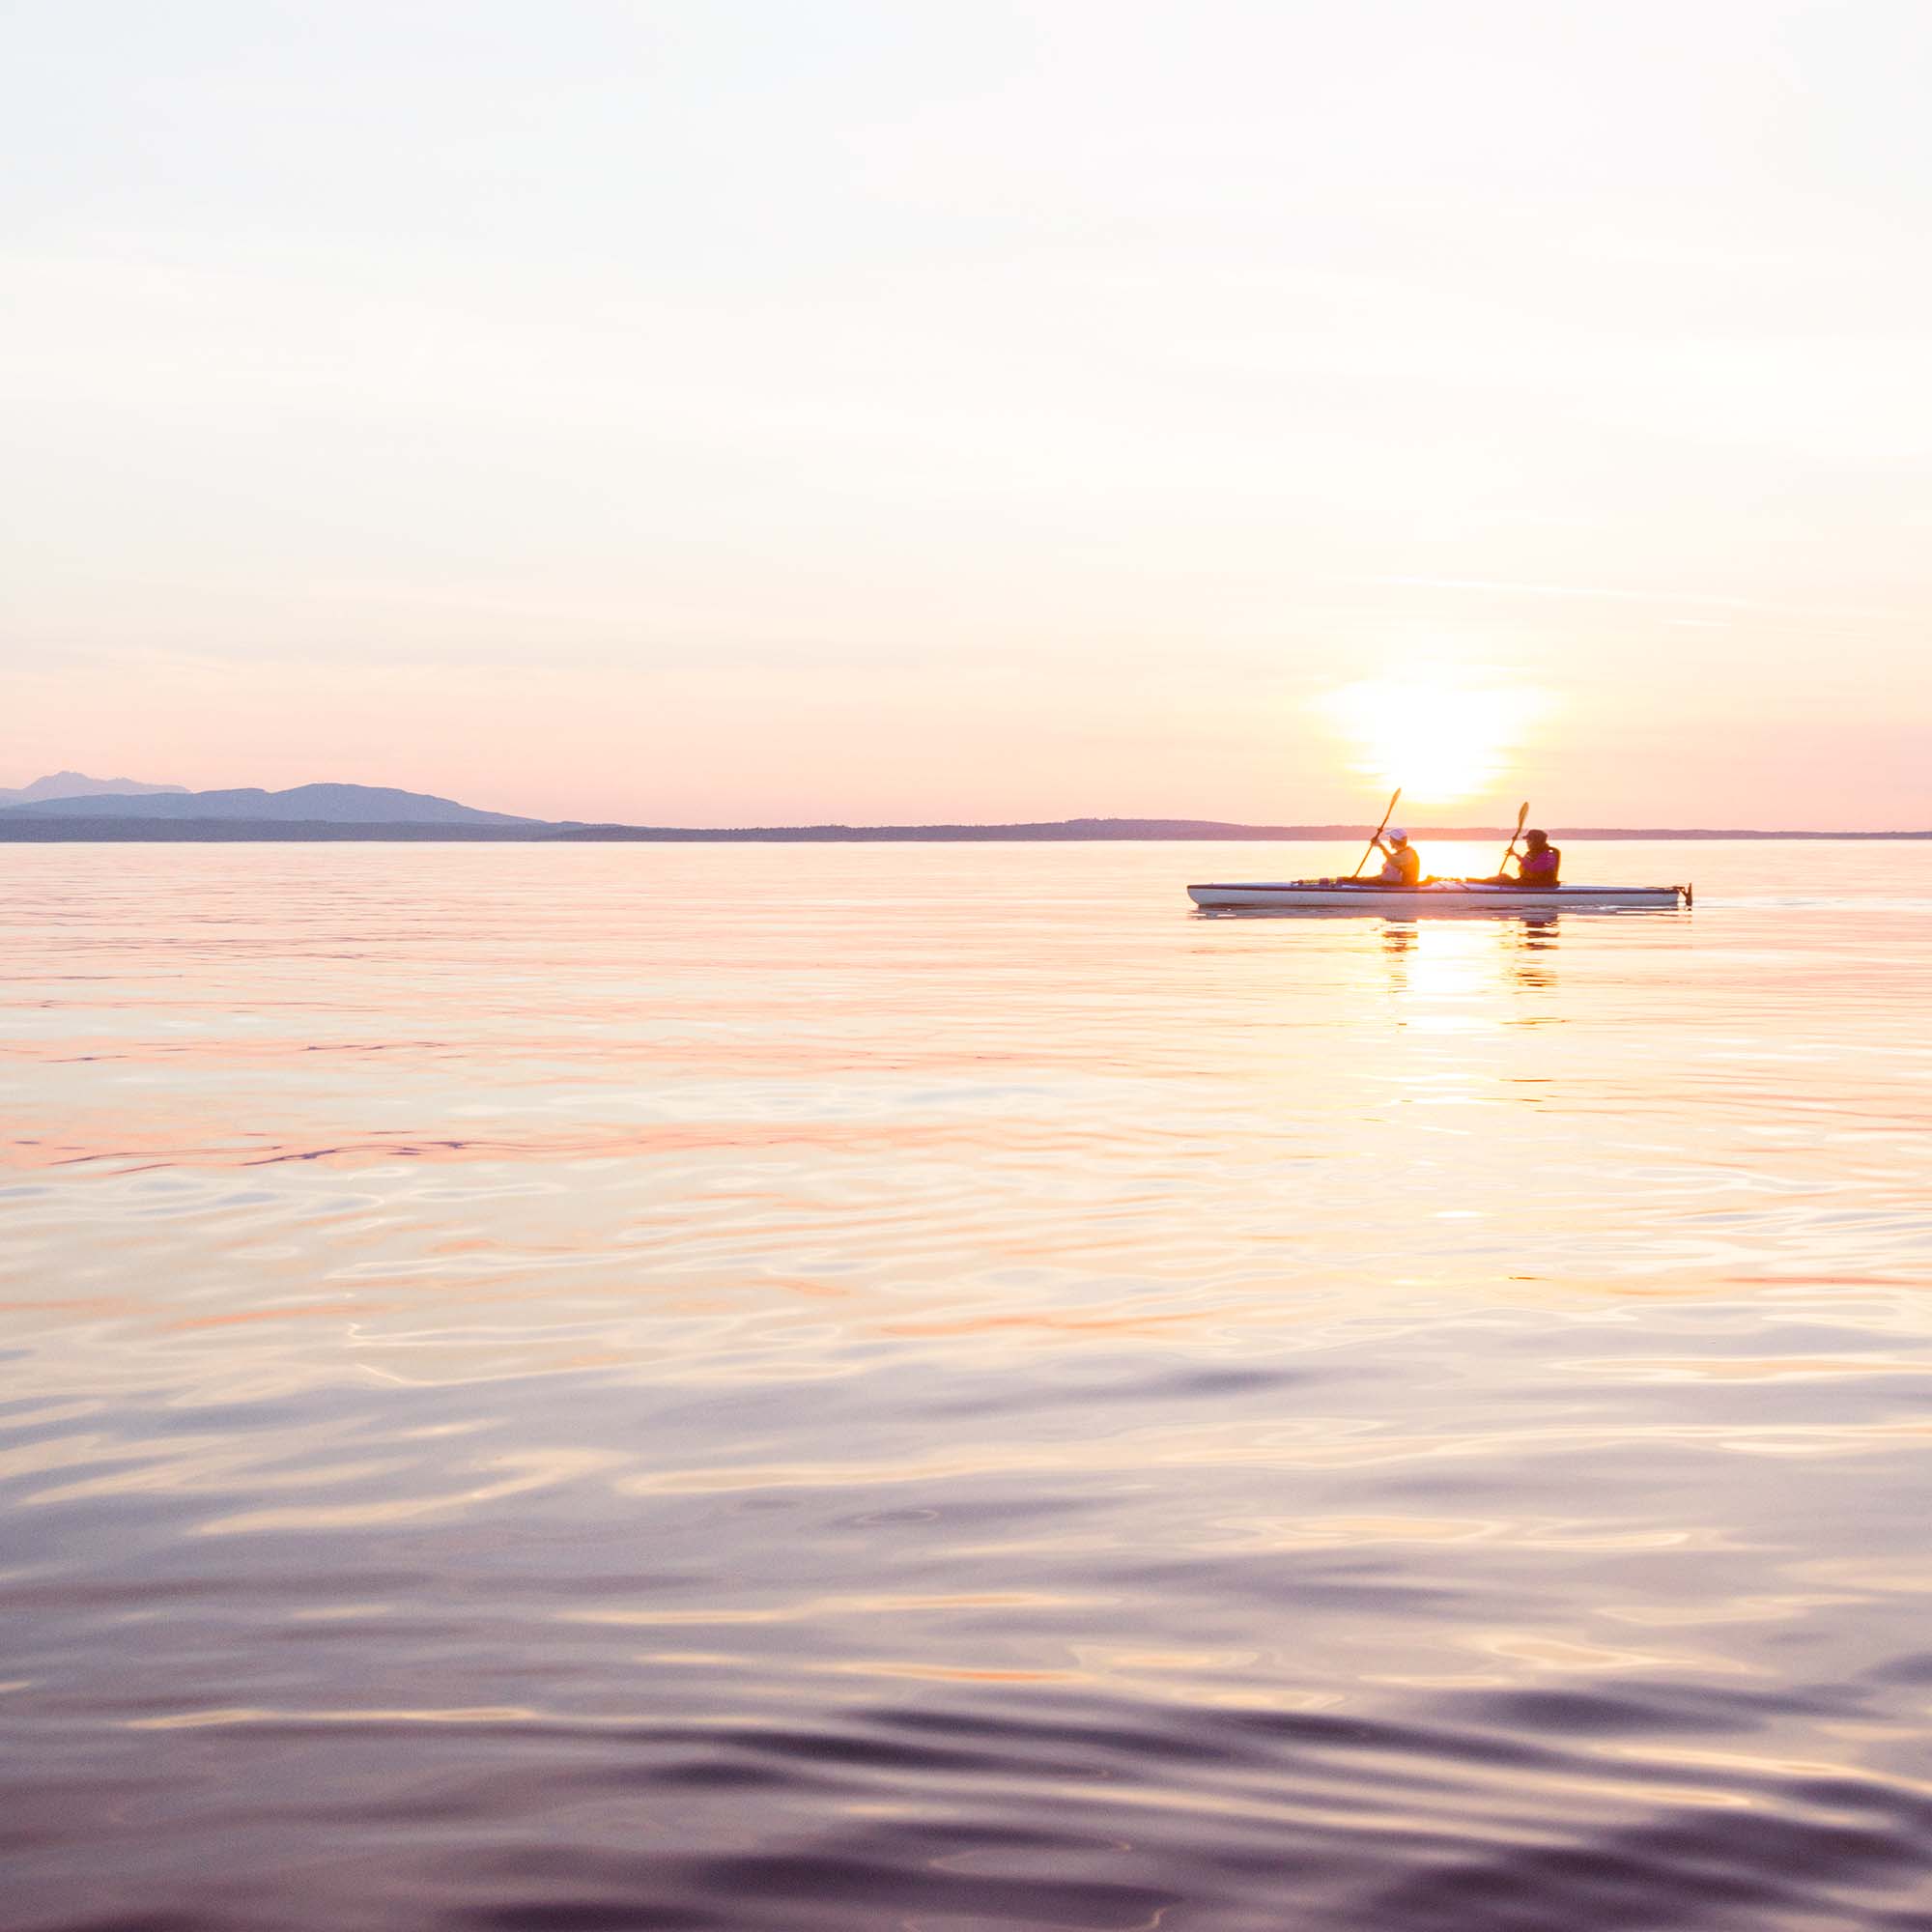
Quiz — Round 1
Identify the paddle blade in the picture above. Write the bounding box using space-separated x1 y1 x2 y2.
1499 801 1529 870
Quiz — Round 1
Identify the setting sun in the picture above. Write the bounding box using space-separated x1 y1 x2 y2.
1318 675 1548 805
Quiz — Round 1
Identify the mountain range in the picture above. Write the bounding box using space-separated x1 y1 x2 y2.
1 779 534 826
0 770 188 806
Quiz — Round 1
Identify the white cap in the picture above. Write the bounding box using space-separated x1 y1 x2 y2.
1387 827 1408 843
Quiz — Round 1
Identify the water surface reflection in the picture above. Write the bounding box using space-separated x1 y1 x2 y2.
2 841 1929 1930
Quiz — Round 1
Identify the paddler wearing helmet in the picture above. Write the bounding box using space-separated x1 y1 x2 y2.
1370 826 1422 888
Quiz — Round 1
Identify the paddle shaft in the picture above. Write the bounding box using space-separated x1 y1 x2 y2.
1497 802 1529 875
1351 788 1402 879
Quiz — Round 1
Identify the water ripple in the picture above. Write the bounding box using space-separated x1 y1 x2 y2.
3 842 1931 1929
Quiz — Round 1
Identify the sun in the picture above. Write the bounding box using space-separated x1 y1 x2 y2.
1318 674 1546 805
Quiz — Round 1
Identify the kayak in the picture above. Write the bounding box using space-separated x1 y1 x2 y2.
1187 880 1690 914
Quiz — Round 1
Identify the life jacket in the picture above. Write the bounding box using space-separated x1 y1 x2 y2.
1519 844 1560 886
1381 844 1421 887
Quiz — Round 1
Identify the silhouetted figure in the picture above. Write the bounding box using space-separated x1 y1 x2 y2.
1494 828 1560 887
1368 827 1422 887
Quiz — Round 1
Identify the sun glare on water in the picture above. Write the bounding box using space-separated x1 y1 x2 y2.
1319 674 1547 805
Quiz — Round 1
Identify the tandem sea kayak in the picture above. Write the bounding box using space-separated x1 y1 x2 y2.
1187 880 1690 914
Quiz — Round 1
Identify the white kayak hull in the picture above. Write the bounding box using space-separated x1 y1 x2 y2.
1188 881 1689 914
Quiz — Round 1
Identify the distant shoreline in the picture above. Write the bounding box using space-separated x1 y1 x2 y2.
3 817 1927 843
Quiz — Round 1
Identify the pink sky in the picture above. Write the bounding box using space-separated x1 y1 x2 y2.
4 3 1929 830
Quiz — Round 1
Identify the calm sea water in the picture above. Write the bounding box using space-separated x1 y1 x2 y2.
4 840 1930 1932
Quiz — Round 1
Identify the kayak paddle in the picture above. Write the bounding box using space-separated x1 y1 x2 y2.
1351 788 1401 878
1497 801 1529 877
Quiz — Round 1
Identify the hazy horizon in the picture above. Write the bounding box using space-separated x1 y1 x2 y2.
3 766 1929 835
6 2 1930 830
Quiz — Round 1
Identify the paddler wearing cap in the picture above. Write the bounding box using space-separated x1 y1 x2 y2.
1492 828 1561 888
1368 826 1423 888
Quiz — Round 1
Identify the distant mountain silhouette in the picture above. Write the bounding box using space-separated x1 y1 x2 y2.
1 782 535 825
0 770 186 805
1 794 1925 840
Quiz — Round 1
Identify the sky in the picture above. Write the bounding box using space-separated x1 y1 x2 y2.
3 0 1928 828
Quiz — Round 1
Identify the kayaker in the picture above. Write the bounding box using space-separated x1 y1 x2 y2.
1369 827 1422 888
1496 829 1560 887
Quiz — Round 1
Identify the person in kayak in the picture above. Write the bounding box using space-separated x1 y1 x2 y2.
1368 827 1423 888
1494 829 1560 887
